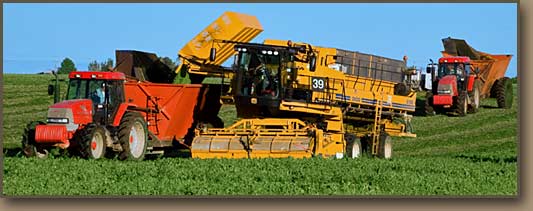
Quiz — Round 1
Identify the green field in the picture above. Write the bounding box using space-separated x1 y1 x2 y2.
1 74 518 196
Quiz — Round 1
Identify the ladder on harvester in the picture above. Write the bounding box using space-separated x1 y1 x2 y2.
371 97 384 155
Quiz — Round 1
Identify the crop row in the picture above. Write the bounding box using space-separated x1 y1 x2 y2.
3 157 517 196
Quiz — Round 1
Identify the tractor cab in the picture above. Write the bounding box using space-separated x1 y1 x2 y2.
64 71 126 125
436 56 472 91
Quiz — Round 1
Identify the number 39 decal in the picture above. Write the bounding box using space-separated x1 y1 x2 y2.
311 77 326 91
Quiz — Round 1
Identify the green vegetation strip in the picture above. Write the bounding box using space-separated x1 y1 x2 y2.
3 157 516 196
2 74 519 196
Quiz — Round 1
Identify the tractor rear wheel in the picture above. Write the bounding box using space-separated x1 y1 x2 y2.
118 112 148 161
493 77 513 109
21 121 49 159
468 80 482 113
345 133 362 158
78 125 107 159
424 92 436 116
378 133 392 159
455 92 468 116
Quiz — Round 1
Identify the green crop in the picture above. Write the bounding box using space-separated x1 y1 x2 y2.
2 74 518 196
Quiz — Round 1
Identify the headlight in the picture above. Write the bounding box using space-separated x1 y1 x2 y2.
47 118 69 124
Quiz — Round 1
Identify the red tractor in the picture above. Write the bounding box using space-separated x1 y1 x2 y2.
22 71 207 160
424 56 482 116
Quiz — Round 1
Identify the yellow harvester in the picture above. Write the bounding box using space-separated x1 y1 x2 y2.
176 12 417 159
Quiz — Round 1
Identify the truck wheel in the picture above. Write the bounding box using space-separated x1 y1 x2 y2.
118 112 148 161
345 133 362 158
79 126 107 159
494 77 513 109
468 80 481 113
425 92 436 116
378 133 392 159
21 121 48 158
455 92 468 117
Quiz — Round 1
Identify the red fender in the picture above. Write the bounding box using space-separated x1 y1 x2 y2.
466 75 476 92
112 103 137 127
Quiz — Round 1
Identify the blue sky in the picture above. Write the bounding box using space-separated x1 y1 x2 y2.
3 3 517 77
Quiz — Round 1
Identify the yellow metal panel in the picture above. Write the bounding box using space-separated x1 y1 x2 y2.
179 11 263 72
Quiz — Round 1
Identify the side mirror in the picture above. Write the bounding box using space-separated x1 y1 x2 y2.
209 47 216 62
48 84 55 95
309 55 317 72
426 66 435 74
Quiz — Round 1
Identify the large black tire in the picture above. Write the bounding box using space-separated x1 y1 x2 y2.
345 133 362 158
468 80 482 113
76 125 107 159
378 133 392 159
455 91 468 117
21 121 48 158
493 77 513 109
424 92 436 116
394 83 410 96
118 112 148 161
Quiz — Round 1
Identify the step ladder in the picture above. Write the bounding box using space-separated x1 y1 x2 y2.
371 97 384 155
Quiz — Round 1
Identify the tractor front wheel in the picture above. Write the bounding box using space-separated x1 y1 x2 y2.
425 92 436 116
78 125 107 159
118 112 148 161
455 92 468 117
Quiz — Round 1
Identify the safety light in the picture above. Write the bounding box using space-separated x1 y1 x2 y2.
273 51 279 55
91 74 97 78
267 51 273 55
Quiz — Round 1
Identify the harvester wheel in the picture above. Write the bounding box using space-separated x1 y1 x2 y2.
79 125 107 160
424 92 436 116
455 92 468 117
377 133 392 159
118 112 148 161
468 80 482 113
345 133 362 158
21 121 48 158
493 77 513 109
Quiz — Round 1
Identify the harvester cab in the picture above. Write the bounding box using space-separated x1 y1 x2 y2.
222 42 316 117
425 56 481 116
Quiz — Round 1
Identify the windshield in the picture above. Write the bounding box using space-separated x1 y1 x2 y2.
66 79 107 104
438 63 468 78
238 52 281 97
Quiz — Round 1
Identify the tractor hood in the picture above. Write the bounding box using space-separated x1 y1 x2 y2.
437 75 458 96
49 99 93 124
